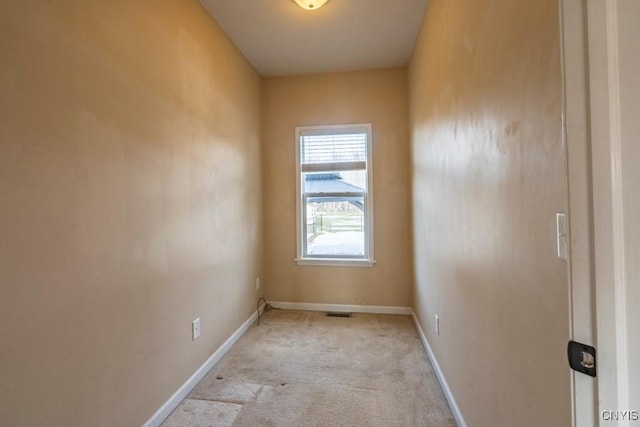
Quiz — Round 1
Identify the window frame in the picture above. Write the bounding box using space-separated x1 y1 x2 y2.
294 124 375 267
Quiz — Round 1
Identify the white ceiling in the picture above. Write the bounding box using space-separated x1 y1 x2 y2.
200 0 428 77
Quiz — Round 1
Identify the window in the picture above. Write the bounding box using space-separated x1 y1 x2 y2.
295 124 374 266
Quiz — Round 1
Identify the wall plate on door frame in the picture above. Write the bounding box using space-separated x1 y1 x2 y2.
556 213 568 261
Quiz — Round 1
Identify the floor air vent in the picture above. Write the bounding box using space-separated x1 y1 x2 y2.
326 312 352 318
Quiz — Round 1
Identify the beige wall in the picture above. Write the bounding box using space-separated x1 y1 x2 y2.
0 1 261 426
409 0 571 426
262 69 412 307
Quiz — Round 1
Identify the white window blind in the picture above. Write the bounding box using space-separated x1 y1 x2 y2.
300 133 367 165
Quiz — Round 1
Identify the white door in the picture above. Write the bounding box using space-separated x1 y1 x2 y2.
616 0 640 416
589 0 640 424
562 0 639 425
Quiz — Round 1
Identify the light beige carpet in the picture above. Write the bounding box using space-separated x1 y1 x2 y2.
162 309 456 427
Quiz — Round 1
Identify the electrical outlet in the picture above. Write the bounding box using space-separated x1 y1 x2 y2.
435 314 440 336
192 318 201 340
255 277 260 290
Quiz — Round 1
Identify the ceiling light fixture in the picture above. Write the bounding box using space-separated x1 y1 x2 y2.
293 0 329 11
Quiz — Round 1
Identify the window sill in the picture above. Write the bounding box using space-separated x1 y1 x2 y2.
294 258 376 267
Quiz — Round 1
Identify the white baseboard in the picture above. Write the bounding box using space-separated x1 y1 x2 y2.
411 311 467 427
268 301 412 315
143 303 265 427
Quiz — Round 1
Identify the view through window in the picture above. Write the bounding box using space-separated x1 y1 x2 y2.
296 125 373 263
